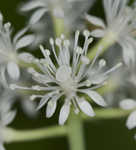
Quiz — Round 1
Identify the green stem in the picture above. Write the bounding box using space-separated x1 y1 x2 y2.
82 108 133 121
67 113 85 150
5 125 67 143
88 31 116 60
52 15 66 37
97 78 118 95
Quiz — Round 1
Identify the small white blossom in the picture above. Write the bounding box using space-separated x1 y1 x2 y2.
0 12 35 80
20 0 94 30
10 31 122 125
20 0 95 47
86 0 136 66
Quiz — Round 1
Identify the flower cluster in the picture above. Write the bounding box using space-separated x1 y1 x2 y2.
10 31 122 125
0 0 136 148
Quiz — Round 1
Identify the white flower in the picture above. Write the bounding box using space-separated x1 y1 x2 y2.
20 0 94 30
0 97 16 150
0 12 35 80
86 0 136 66
10 30 122 125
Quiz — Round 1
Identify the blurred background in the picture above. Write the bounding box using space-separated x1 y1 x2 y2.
0 0 136 150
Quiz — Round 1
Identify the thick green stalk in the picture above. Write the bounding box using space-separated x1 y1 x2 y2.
97 78 118 95
5 126 67 143
88 31 117 60
52 15 66 37
67 113 85 150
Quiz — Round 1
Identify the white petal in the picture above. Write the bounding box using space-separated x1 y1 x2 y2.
90 29 105 38
29 8 47 24
3 110 16 125
121 41 135 66
46 94 62 118
85 14 106 28
59 102 70 125
7 62 20 80
0 12 3 21
21 100 37 117
21 1 44 11
18 52 35 63
0 144 5 150
126 111 136 129
13 27 28 44
76 98 95 117
15 35 35 49
36 95 51 110
46 100 57 118
80 90 107 107
120 99 136 110
89 74 107 84
123 48 135 66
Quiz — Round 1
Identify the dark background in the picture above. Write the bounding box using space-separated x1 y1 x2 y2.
0 0 136 150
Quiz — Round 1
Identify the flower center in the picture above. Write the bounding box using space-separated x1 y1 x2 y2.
56 65 77 96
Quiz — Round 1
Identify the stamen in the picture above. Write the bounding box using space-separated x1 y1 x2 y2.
81 56 90 65
50 38 60 65
10 84 31 90
83 30 90 38
60 34 65 40
89 46 103 70
74 30 80 50
72 31 80 68
76 46 83 54
103 62 122 76
98 59 106 68
63 40 70 65
28 67 40 77
83 30 92 55
55 38 62 47
30 95 44 101
72 97 79 114
4 22 11 31
40 45 50 58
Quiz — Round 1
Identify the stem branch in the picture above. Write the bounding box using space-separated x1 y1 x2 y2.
5 125 67 143
67 113 85 150
88 32 116 59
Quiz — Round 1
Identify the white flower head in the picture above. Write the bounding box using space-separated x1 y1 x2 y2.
86 0 136 66
10 30 122 125
20 0 94 30
0 12 35 80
